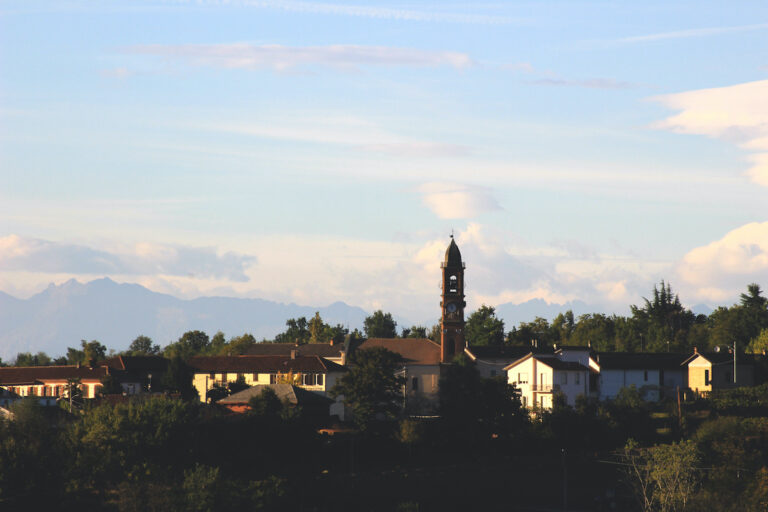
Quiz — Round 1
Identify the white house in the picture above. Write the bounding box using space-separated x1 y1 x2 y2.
505 353 590 410
596 353 688 402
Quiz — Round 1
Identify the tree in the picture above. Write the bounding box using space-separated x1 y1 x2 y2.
631 281 695 352
227 333 256 355
162 356 197 399
363 310 397 338
248 387 284 417
128 335 160 355
403 326 428 338
67 340 107 365
274 317 310 344
12 351 52 366
330 347 404 429
164 330 210 359
621 439 700 512
308 312 324 343
465 305 505 346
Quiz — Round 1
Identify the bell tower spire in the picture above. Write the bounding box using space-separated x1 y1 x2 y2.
440 236 466 362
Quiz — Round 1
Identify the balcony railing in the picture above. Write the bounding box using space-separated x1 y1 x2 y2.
531 384 553 392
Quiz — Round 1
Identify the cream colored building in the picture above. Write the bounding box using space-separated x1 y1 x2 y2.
188 354 347 417
684 350 754 395
0 365 108 402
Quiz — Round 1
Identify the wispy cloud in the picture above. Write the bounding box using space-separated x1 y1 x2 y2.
0 235 255 282
618 22 768 43
126 43 473 72
163 0 521 25
504 61 637 90
530 77 634 90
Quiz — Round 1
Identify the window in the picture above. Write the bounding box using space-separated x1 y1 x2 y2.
209 372 215 379
449 275 458 293
317 374 324 386
252 373 258 380
562 373 568 385
490 370 497 377
704 369 710 386
644 370 648 382
518 372 528 384
270 374 278 384
575 372 581 384
303 374 319 386
522 396 527 407
412 377 419 391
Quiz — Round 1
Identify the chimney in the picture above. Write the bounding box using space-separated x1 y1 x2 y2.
290 349 297 360
105 366 110 376
693 346 698 354
76 361 81 369
329 338 334 346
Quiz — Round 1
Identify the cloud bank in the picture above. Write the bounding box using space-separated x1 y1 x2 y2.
0 235 255 282
677 222 768 302
418 183 501 219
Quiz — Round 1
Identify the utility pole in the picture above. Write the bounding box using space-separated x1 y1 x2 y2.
733 341 737 384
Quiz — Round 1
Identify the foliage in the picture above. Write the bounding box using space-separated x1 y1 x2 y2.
12 351 52 366
330 347 404 429
402 325 428 338
67 339 107 365
127 335 160 355
465 305 505 346
274 313 348 345
164 330 210 359
162 355 198 399
248 387 284 417
621 439 700 512
363 310 398 338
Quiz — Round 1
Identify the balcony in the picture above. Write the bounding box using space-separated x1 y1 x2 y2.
531 384 559 392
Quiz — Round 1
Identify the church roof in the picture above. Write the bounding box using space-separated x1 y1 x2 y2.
355 338 441 365
443 237 463 267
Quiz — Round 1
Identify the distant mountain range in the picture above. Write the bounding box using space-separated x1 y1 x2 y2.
0 278 714 361
0 278 369 361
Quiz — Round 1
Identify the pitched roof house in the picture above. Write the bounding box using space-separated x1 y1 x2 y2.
504 353 590 410
596 352 689 401
0 365 108 402
683 349 755 395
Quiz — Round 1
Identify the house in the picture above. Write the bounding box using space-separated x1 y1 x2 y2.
465 345 544 379
219 383 334 421
505 353 590 409
187 354 346 409
683 349 754 395
0 364 108 402
555 346 600 398
596 352 688 401
351 337 442 413
245 341 346 365
98 355 169 394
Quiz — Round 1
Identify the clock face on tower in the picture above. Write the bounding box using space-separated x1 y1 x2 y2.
446 302 458 313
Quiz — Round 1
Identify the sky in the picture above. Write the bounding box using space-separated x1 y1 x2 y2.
2 0 768 324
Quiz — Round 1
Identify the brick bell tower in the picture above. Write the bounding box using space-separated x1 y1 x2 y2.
440 235 466 363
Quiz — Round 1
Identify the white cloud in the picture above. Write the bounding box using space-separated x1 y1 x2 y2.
676 222 768 302
0 235 255 282
418 183 501 219
127 43 473 72
653 79 768 186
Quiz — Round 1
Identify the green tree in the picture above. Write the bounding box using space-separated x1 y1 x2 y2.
274 317 310 344
403 326 428 338
67 340 107 365
465 305 505 346
210 331 226 353
308 312 324 343
12 351 52 366
227 333 257 355
747 328 768 354
162 356 197 399
330 347 404 429
631 281 695 352
164 330 210 359
248 387 284 417
363 310 398 338
128 335 160 355
569 314 616 351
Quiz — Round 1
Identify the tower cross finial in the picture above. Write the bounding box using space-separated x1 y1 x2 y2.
450 228 454 239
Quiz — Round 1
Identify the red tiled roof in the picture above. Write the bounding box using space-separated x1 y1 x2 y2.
187 355 346 374
244 343 344 358
356 338 441 365
99 356 169 372
0 366 108 385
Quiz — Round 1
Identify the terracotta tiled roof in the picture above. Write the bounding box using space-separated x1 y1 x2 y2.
187 355 346 374
244 343 344 358
0 366 108 385
356 338 441 365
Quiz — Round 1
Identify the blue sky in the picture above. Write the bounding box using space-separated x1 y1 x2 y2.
2 0 768 323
